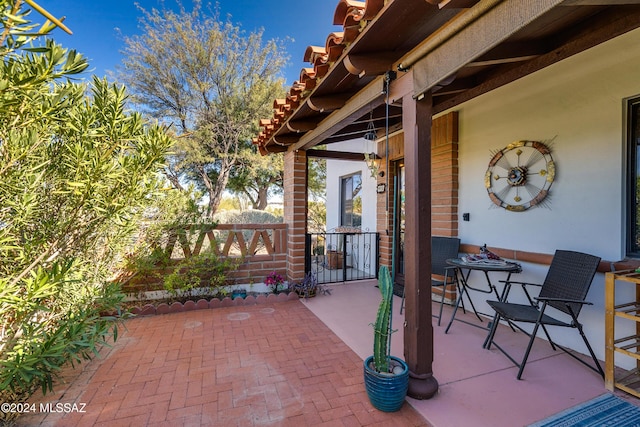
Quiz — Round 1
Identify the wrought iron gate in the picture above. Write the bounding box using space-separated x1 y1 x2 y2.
305 231 379 284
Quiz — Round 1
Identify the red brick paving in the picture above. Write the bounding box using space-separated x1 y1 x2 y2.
16 300 429 426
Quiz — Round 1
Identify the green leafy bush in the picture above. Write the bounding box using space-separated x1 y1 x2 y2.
164 250 241 299
118 185 205 286
0 1 173 417
122 219 243 301
213 209 283 224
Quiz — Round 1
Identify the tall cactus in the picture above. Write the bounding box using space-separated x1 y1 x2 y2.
373 265 393 372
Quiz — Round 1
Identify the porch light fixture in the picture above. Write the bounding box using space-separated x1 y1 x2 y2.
363 151 379 179
363 111 379 178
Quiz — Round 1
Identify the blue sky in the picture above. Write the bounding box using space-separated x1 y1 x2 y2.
44 1 338 85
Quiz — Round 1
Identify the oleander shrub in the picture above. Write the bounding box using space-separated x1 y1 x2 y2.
0 1 173 419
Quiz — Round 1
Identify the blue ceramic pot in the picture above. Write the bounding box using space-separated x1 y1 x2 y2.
363 355 409 412
231 289 247 299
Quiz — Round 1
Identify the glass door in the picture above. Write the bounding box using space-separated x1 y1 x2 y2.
394 161 405 285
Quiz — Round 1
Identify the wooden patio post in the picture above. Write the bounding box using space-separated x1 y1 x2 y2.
402 91 438 399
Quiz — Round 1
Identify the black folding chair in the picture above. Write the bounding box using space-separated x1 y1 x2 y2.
400 236 460 326
484 250 604 380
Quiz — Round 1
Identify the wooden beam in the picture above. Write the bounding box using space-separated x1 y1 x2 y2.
428 0 481 8
412 0 567 98
286 118 323 133
291 76 387 151
307 93 354 112
561 0 640 5
344 52 399 77
433 5 640 114
272 135 300 145
306 149 376 161
432 76 474 96
259 144 287 155
388 68 414 105
467 41 546 67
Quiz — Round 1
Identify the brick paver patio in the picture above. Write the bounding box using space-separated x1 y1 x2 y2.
16 300 429 426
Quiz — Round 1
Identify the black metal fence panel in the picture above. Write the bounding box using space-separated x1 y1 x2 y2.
306 232 379 284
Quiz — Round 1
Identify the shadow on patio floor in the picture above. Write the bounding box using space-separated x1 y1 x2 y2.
15 296 427 427
302 280 634 427
16 279 639 427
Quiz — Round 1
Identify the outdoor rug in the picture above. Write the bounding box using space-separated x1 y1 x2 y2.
528 393 640 427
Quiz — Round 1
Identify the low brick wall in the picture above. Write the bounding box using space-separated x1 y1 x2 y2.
120 223 288 295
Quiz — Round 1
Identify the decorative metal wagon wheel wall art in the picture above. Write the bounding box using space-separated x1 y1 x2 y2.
484 140 555 211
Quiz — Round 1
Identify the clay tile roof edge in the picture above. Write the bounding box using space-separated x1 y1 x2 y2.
362 0 384 20
326 31 345 47
256 0 388 155
300 68 317 81
334 0 366 26
304 46 327 63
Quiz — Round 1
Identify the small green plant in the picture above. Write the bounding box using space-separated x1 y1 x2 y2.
364 266 409 412
123 245 171 284
372 266 394 373
164 250 241 300
291 272 330 298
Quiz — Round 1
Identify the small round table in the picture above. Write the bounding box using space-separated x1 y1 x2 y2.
444 258 522 339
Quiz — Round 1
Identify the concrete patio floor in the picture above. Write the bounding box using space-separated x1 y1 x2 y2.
14 279 637 426
303 280 619 427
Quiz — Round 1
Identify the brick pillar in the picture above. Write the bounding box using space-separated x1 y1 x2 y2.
431 111 459 237
283 149 307 283
431 112 459 303
375 113 458 270
375 133 404 271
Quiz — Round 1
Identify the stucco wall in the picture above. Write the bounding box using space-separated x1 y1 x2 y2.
325 138 378 233
445 27 640 367
455 29 640 259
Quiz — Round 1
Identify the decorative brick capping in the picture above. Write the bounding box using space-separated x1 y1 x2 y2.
125 292 299 317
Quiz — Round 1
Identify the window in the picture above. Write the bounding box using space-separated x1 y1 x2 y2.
340 172 362 227
627 97 640 256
